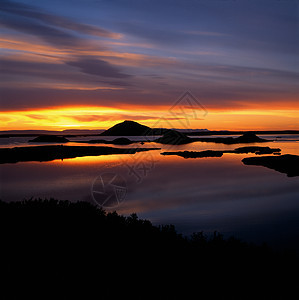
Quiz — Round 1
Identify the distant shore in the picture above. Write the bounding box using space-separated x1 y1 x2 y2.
1 129 299 138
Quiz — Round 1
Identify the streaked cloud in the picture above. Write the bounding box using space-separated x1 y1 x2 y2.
0 0 121 41
65 56 131 78
181 31 229 37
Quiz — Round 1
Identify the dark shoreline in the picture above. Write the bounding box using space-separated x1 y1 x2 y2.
161 146 282 158
0 145 161 164
160 148 299 177
242 154 299 177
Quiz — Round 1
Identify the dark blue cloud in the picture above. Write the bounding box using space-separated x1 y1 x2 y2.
65 56 131 78
0 14 85 48
0 0 118 37
0 0 118 48
0 57 131 85
114 0 297 56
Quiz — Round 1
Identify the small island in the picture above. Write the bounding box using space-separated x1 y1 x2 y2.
195 132 270 144
154 130 193 145
242 154 299 177
153 130 270 145
160 146 282 159
232 146 281 155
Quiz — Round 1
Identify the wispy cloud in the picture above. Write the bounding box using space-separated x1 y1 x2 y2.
0 0 121 41
65 56 131 78
181 30 229 37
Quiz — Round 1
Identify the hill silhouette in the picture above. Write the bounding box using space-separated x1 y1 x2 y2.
234 132 267 143
154 129 192 145
196 132 269 144
100 120 150 136
0 199 297 299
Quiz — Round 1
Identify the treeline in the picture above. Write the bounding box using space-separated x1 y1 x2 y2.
0 199 297 299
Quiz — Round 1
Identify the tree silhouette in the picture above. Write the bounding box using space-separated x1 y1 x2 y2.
0 199 297 299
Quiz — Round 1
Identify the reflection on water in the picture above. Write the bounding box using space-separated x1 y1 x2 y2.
1 139 299 251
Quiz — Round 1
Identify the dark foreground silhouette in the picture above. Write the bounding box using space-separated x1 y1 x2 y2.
242 154 299 177
0 199 297 299
0 145 160 164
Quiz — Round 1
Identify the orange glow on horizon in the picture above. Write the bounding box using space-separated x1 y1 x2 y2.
1 105 298 131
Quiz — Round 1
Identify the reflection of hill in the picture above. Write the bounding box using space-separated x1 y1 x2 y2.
242 154 299 177
29 135 69 143
74 137 134 145
161 150 223 158
0 199 297 299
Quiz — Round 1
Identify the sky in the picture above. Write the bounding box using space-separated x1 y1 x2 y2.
0 0 298 131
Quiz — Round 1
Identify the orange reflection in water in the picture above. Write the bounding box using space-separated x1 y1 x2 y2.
50 153 126 165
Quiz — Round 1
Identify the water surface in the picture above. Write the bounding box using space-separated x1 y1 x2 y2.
1 136 298 251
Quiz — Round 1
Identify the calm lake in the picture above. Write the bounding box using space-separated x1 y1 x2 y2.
1 135 299 252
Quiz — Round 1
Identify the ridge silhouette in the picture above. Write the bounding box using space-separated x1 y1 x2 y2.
1 199 297 299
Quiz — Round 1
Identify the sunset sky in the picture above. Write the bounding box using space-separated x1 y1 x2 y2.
0 0 298 131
